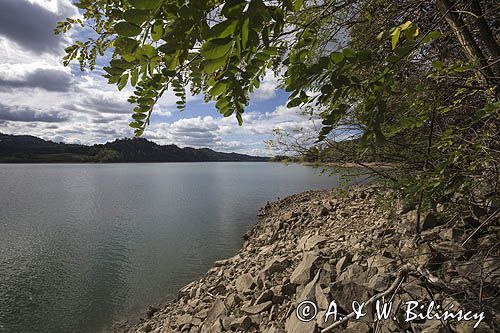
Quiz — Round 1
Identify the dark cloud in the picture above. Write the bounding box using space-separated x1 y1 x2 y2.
0 68 73 92
0 0 75 54
0 103 68 122
63 95 132 114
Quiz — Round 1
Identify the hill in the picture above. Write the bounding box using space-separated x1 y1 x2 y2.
0 133 268 163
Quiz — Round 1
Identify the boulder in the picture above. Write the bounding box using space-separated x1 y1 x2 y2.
290 252 319 285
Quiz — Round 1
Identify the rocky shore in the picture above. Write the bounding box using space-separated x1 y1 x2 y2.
119 185 498 332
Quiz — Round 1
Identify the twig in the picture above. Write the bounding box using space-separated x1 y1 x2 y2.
321 264 414 333
461 208 500 246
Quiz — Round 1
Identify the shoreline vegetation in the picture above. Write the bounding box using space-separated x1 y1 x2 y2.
0 133 268 163
112 184 498 333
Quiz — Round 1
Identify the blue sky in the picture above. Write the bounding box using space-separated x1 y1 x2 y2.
0 0 318 156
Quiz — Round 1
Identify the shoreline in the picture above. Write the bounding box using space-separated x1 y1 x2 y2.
114 184 497 332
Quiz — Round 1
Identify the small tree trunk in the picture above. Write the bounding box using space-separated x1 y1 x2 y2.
469 0 500 76
436 0 495 88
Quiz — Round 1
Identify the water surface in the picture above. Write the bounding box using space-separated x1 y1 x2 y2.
0 162 356 332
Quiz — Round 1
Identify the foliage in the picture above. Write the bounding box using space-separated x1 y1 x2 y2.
59 0 499 231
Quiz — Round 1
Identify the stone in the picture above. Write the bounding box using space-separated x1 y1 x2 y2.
335 254 352 276
281 283 297 297
146 305 158 318
255 290 274 304
345 321 370 332
284 312 317 333
304 235 328 250
242 301 273 315
262 256 291 276
290 252 319 284
230 316 253 330
421 212 443 231
235 273 256 293
203 299 226 328
317 205 329 216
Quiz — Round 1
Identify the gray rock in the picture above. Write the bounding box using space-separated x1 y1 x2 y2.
281 283 297 297
335 254 352 276
235 273 256 293
230 316 252 330
242 301 273 315
421 212 443 230
284 312 317 333
290 252 319 285
255 290 274 304
262 256 291 276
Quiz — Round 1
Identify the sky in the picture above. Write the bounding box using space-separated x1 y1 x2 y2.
0 0 319 156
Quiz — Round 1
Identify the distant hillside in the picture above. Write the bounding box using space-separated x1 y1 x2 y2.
0 133 268 163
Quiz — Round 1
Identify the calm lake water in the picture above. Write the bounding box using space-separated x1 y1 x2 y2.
0 162 359 332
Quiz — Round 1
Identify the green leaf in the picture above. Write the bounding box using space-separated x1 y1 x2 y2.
211 20 239 39
203 57 226 73
151 21 164 41
129 121 144 128
200 37 233 60
432 60 444 70
422 31 442 44
129 0 162 10
114 37 139 54
130 68 139 86
399 21 412 30
236 112 243 125
294 0 303 12
209 81 227 97
222 0 246 18
391 27 401 49
330 52 344 64
123 9 151 26
118 73 129 90
114 22 141 37
241 18 250 49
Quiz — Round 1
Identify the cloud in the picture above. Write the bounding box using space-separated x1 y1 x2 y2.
0 67 74 92
0 103 68 122
250 72 279 100
0 0 77 55
62 93 132 114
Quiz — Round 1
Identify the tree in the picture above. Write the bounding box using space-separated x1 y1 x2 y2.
58 0 499 233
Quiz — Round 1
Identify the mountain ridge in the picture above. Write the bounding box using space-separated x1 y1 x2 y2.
0 133 269 163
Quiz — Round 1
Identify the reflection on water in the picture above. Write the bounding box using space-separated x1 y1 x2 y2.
0 162 360 332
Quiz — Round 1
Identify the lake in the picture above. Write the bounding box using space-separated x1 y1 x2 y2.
0 162 359 332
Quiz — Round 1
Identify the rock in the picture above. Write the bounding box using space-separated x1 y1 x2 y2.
422 212 443 231
284 312 317 333
235 273 256 293
177 313 192 326
255 290 274 304
262 256 291 276
367 273 392 291
242 301 273 315
290 252 319 285
230 316 253 330
304 235 328 250
439 227 463 241
283 211 298 220
316 310 335 329
281 283 297 297
366 254 394 272
146 305 158 318
203 299 226 329
345 321 370 332
335 254 352 276
317 205 329 216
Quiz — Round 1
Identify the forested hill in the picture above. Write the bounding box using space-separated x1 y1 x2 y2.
0 133 268 163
